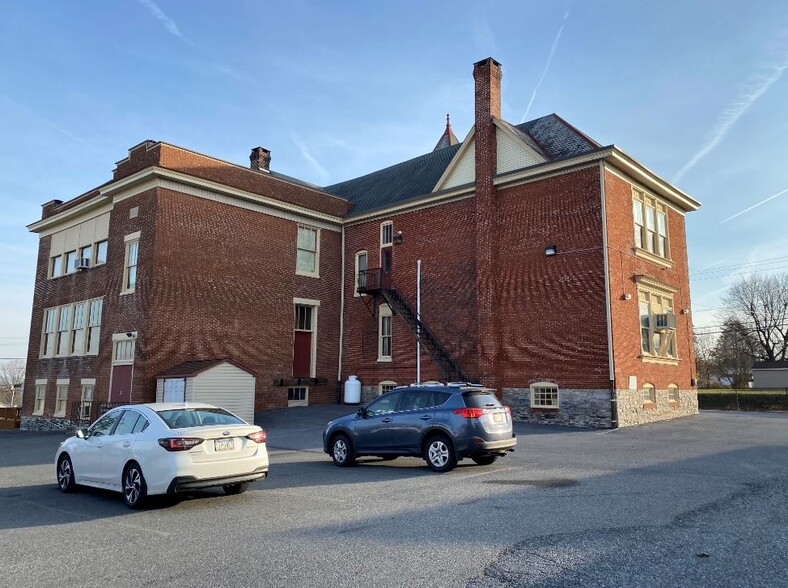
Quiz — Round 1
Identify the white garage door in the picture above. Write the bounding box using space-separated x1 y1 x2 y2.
191 362 256 425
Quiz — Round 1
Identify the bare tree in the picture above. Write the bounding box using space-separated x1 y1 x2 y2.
722 273 788 362
0 359 25 407
712 320 756 388
694 332 716 388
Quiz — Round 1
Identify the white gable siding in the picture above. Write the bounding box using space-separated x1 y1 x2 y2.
496 126 545 174
191 362 255 424
442 138 476 189
752 368 788 389
156 377 194 402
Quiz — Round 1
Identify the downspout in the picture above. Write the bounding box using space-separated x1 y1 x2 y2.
337 224 346 402
600 162 618 428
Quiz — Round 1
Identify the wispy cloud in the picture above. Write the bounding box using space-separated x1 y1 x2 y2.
291 132 330 184
520 7 570 123
719 186 788 224
137 0 192 46
673 53 788 183
0 94 93 147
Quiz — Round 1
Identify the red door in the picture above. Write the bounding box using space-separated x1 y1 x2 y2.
110 364 133 403
293 331 312 377
381 247 393 289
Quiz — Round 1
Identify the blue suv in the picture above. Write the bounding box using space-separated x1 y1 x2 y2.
323 384 516 472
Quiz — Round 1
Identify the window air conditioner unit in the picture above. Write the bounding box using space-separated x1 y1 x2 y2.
654 313 676 331
75 258 91 270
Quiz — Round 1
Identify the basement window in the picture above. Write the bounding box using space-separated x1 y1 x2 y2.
530 382 559 409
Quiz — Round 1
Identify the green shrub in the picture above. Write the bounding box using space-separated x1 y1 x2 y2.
698 391 788 411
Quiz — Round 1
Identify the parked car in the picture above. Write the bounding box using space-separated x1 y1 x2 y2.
323 384 516 472
55 403 269 508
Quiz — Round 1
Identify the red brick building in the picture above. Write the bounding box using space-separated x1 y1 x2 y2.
22 58 700 429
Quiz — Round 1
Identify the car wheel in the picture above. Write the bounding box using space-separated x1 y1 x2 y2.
57 455 77 493
471 455 498 466
223 482 250 495
331 434 356 467
424 434 457 473
123 462 148 509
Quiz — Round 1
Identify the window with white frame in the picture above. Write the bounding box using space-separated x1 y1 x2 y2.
288 387 308 407
57 305 71 355
46 212 110 278
79 244 92 267
50 255 63 278
113 337 135 364
355 250 368 294
380 221 393 247
71 302 86 354
633 189 669 259
668 384 679 403
95 240 108 265
379 381 397 395
54 381 69 417
638 289 677 359
643 384 656 404
123 237 139 292
296 226 319 276
80 380 94 419
530 382 559 408
34 383 46 415
378 304 392 361
87 298 103 354
43 308 57 356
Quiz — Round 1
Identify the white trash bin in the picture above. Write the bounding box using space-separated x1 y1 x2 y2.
343 375 361 404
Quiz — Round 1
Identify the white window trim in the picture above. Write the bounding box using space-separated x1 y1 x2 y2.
354 250 368 297
295 225 321 278
530 382 559 409
33 380 47 416
632 188 672 265
41 297 103 359
293 299 319 378
642 384 656 404
378 304 393 362
112 332 137 366
668 384 680 403
54 379 69 418
378 380 397 396
637 284 679 364
287 386 309 407
120 232 141 295
380 221 393 247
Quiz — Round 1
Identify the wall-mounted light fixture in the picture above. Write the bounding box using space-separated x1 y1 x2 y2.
680 308 690 315
393 230 403 245
545 245 557 256
622 293 632 301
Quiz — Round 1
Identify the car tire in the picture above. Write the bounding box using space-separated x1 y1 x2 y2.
471 455 498 466
57 454 77 493
123 462 148 509
223 482 250 495
424 434 457 473
331 434 356 467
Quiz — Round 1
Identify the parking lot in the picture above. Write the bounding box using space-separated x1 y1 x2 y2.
1 408 786 587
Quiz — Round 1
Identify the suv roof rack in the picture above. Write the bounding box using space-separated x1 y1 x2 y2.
446 382 484 388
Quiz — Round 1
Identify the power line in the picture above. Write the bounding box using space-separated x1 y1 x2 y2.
690 254 788 275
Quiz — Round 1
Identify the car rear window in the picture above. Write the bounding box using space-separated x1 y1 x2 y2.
462 391 502 409
157 408 245 429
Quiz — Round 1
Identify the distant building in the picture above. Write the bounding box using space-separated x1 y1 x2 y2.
752 361 788 389
22 58 700 430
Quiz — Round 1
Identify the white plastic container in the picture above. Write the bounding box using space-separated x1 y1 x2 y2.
343 375 362 404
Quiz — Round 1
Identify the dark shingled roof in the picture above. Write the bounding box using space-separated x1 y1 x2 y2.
322 114 599 216
157 359 239 379
753 360 788 370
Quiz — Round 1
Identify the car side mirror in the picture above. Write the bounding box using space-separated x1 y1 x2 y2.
76 428 89 439
357 407 367 419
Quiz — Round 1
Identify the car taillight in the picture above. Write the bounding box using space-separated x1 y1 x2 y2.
246 430 267 444
158 437 204 451
453 407 485 418
505 406 511 414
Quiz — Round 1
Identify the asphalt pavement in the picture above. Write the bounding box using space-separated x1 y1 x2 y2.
0 408 786 587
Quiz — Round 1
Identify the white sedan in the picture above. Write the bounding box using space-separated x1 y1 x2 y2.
55 403 269 508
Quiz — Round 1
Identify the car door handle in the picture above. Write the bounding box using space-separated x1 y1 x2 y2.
382 418 392 423
420 415 432 420
123 442 131 448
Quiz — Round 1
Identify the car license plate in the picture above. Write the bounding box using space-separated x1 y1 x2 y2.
493 413 504 423
214 438 234 452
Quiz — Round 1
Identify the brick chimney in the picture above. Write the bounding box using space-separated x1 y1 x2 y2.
250 147 271 172
473 57 503 391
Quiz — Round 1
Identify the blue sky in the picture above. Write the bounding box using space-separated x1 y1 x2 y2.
1 0 787 359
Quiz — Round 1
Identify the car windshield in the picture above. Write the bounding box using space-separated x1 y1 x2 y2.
157 408 245 429
462 391 502 409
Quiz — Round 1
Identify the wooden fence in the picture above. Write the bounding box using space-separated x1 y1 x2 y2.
0 407 21 429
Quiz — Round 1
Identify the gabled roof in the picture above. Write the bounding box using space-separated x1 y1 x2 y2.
157 358 251 379
323 114 599 215
753 360 788 370
433 114 460 151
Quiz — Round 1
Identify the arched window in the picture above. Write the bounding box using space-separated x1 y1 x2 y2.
667 384 679 403
642 383 656 404
378 380 397 395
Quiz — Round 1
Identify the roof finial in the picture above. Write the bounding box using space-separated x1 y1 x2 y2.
433 113 460 151
446 113 451 128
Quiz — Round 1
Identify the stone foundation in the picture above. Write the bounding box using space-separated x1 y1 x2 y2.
359 386 379 404
503 388 613 428
616 388 698 427
21 416 77 432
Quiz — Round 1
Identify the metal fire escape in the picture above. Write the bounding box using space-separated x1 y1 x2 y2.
357 268 471 382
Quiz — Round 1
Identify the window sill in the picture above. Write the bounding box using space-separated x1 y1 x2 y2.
642 402 657 410
640 355 679 366
530 406 560 411
120 288 136 296
669 400 680 408
54 412 66 418
33 411 44 416
296 271 320 279
633 247 673 269
377 357 392 363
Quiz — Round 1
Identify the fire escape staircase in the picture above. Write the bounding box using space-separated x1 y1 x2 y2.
357 269 471 382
